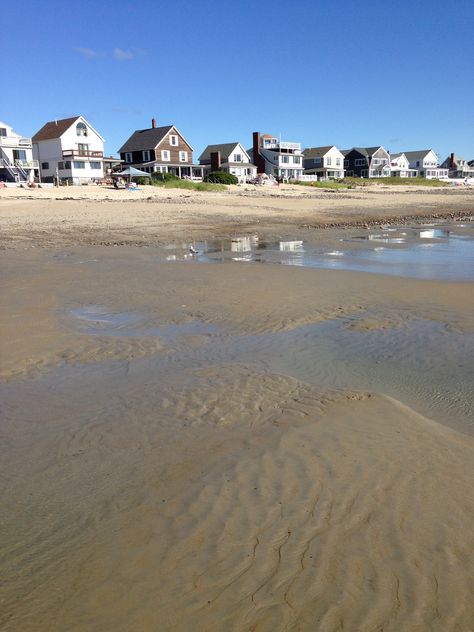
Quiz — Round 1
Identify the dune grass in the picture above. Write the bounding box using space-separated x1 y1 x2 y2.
291 176 450 189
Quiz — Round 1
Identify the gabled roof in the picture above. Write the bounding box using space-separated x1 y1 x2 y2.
390 152 407 160
403 150 436 161
303 146 336 158
32 117 80 141
198 142 242 162
118 125 193 154
32 116 105 142
118 125 174 153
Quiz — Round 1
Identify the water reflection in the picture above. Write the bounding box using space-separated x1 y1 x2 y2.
157 222 474 281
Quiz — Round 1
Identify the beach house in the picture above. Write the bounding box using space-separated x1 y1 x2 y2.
403 150 448 179
198 142 257 183
0 120 38 184
440 153 474 179
390 153 417 178
32 116 105 184
118 119 204 179
250 132 304 181
342 147 391 178
303 146 345 180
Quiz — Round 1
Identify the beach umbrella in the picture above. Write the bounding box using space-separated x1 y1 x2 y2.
114 166 151 182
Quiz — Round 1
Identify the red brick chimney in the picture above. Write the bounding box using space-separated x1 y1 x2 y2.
151 117 156 129
252 131 266 174
210 151 221 172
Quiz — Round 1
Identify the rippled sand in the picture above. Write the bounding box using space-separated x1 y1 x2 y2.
1 247 473 631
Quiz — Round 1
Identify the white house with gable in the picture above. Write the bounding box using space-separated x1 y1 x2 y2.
389 153 417 177
403 150 448 179
198 142 257 183
32 116 105 184
0 120 38 184
303 146 345 179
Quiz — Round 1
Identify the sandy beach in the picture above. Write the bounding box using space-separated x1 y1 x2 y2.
1 183 473 248
1 186 474 631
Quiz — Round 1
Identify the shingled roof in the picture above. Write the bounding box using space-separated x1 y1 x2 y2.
117 125 174 153
32 116 80 142
303 146 336 158
198 142 243 162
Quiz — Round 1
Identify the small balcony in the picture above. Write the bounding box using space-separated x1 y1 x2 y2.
0 136 32 148
16 159 39 169
62 149 104 159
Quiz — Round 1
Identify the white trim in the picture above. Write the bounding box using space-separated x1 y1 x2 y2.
161 149 170 161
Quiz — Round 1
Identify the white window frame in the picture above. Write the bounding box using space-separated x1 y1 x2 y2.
326 157 332 166
142 150 150 161
234 154 242 162
169 135 178 146
179 151 188 162
125 152 132 163
161 150 170 161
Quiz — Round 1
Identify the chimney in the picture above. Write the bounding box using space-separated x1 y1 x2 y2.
449 152 455 169
252 131 265 174
210 151 221 172
152 117 156 129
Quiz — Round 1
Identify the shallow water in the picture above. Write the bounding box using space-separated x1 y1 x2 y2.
160 221 474 280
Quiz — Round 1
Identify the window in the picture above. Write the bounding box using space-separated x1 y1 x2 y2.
344 159 349 168
77 143 89 156
58 162 64 170
64 161 71 169
169 135 178 146
281 155 289 163
326 157 332 166
76 122 88 137
179 151 188 162
161 150 170 161
0 127 6 137
313 157 322 165
125 152 132 163
90 161 101 170
293 156 301 164
355 159 366 166
142 150 150 162
234 154 242 162
13 149 27 161
73 161 86 169
336 158 341 166
41 162 49 170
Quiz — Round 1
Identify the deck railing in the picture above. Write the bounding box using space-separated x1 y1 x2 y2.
63 149 104 158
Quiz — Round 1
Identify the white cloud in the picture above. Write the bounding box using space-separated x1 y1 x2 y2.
73 47 99 59
113 48 134 60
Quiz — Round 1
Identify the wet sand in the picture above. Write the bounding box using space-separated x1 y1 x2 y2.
1 194 474 630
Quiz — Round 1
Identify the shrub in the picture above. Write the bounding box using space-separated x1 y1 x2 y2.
151 171 178 182
204 171 238 185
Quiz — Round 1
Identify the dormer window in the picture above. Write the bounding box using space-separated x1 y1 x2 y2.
76 122 88 137
169 135 178 146
125 152 132 163
142 150 150 162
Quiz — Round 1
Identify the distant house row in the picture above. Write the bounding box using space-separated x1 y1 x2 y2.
1 116 473 185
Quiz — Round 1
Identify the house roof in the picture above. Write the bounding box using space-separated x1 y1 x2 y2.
118 125 176 153
302 146 335 158
403 150 435 161
32 117 81 141
32 116 105 142
198 142 240 162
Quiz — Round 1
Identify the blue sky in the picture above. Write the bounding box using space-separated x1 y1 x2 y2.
3 0 474 160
